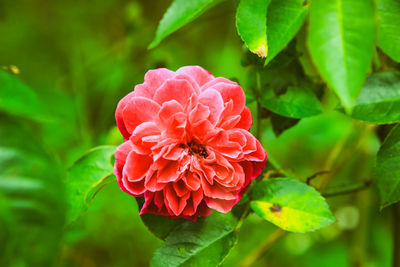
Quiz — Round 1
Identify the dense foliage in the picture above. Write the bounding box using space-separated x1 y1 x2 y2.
1 0 400 266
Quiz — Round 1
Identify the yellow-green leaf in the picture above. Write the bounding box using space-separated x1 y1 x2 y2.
236 0 270 58
251 178 335 232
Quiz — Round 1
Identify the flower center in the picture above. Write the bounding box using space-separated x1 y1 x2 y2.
179 141 209 158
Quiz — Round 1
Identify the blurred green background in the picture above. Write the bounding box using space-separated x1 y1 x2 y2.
0 0 394 266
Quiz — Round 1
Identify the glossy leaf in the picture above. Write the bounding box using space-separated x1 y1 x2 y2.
149 0 220 49
308 0 375 111
0 71 46 121
236 0 270 58
151 213 238 267
265 0 308 64
377 0 400 62
260 87 323 118
376 125 400 209
251 178 335 232
66 146 116 224
349 72 400 124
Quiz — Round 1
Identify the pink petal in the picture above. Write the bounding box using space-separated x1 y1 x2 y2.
201 77 237 92
122 178 146 197
210 82 245 115
134 68 175 99
201 177 237 200
157 160 181 183
153 79 196 107
115 92 135 140
173 179 190 197
114 141 133 178
204 197 238 213
189 103 210 126
122 97 161 134
130 122 160 154
123 151 152 181
182 172 201 191
165 184 190 216
176 66 214 87
198 89 224 124
236 106 252 130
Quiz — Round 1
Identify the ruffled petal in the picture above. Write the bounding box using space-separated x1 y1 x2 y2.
153 79 196 108
134 68 175 99
176 66 214 87
122 97 160 134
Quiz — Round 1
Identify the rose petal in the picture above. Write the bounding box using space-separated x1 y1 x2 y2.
122 97 161 134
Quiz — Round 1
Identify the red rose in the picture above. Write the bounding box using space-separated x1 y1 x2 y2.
114 66 267 220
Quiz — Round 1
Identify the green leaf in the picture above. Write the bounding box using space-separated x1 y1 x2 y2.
151 213 238 267
349 72 400 124
265 0 308 64
136 198 185 240
236 0 270 58
308 0 375 111
66 146 116 224
251 178 335 232
260 86 323 118
149 0 221 49
377 0 400 62
0 71 46 121
376 125 400 209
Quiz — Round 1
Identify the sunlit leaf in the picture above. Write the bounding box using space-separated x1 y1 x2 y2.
66 146 116 224
251 178 335 232
0 70 47 121
349 72 400 124
376 125 400 209
236 0 270 58
308 0 375 111
151 213 238 267
260 86 322 118
377 0 400 62
265 0 308 64
149 0 221 49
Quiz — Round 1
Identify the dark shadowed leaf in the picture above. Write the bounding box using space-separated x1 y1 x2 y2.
377 0 400 62
66 146 116 224
376 125 400 209
136 198 185 240
149 0 221 49
150 212 238 267
270 112 300 137
236 0 270 58
349 72 400 124
308 0 375 111
251 178 335 232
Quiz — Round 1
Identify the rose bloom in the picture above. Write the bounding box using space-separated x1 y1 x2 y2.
114 66 267 220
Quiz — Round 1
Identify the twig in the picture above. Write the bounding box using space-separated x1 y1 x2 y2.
322 180 372 198
241 228 285 267
306 170 331 185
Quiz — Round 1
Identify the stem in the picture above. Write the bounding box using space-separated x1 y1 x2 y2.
241 228 285 267
322 180 371 198
235 205 251 231
394 203 400 267
255 70 262 140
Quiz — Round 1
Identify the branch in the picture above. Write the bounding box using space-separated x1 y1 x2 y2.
322 180 372 198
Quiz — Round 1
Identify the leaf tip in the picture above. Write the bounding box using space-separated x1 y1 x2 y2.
252 44 268 58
